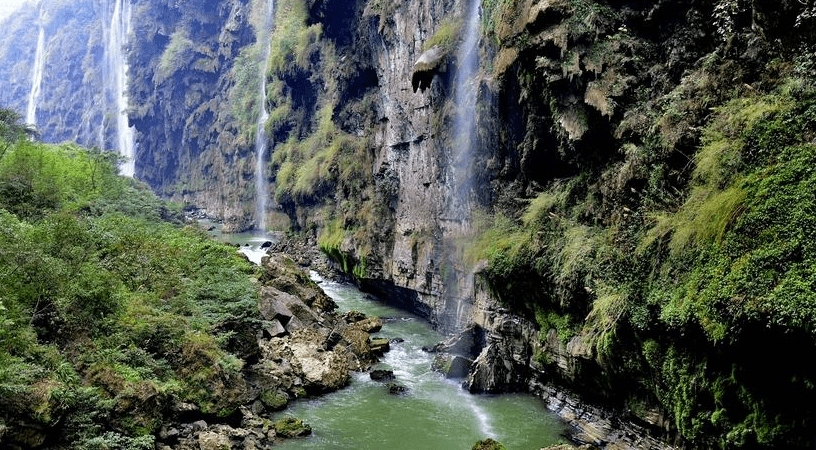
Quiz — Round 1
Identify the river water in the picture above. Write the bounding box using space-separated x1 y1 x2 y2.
271 274 570 450
198 219 273 264
201 221 570 448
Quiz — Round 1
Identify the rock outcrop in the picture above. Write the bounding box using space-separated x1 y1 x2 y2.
150 251 384 449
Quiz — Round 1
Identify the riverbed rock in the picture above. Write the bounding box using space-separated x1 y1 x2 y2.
260 253 337 313
370 338 390 354
432 353 473 379
273 417 312 438
370 369 395 381
354 316 383 333
386 382 408 395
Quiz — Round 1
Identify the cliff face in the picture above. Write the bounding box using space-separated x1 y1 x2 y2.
0 0 258 230
0 1 107 147
126 0 261 230
3 0 816 448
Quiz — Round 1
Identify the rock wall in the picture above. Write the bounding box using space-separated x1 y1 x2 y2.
4 0 816 447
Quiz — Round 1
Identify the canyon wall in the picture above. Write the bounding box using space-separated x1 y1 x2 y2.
3 0 816 448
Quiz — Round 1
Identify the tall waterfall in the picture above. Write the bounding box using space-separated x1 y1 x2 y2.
450 0 481 223
254 0 276 231
442 0 482 333
103 0 136 177
26 6 46 127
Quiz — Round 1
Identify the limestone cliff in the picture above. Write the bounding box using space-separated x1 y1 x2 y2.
3 0 816 447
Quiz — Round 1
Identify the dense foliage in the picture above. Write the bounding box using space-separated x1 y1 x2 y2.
0 110 258 448
467 65 816 447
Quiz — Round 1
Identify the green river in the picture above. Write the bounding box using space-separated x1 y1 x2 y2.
272 274 570 450
202 223 571 449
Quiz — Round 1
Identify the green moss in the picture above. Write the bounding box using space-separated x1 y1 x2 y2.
156 30 195 83
273 417 312 438
471 438 507 450
423 17 463 52
260 389 289 410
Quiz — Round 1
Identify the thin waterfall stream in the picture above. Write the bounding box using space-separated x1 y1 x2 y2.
441 0 484 333
254 0 276 232
26 5 45 128
270 274 570 450
104 0 135 177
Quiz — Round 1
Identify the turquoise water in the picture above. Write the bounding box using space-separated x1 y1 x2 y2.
197 219 274 264
271 275 570 450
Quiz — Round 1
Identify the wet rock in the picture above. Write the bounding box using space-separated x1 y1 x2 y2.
259 389 289 410
434 324 485 359
465 343 529 393
370 369 395 381
472 438 506 450
261 241 272 248
432 354 473 379
273 417 312 438
386 382 408 395
390 337 405 344
354 316 383 333
370 338 390 354
342 310 367 323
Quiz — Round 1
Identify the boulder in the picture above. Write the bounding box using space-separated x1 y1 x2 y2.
354 316 383 333
289 330 351 392
262 319 288 338
432 354 473 379
342 310 367 323
273 417 312 438
259 389 289 411
386 382 408 395
198 431 231 450
258 286 322 329
370 338 390 354
370 369 395 381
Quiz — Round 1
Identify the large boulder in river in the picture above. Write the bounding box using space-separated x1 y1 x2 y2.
264 329 352 394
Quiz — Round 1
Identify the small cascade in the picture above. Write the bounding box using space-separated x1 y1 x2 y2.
254 0 276 231
26 5 46 127
104 0 136 177
441 0 482 333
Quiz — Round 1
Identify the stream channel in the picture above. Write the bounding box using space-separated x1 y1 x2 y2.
201 222 571 449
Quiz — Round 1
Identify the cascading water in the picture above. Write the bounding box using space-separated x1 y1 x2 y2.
441 0 482 333
103 0 136 177
269 276 568 450
450 0 481 222
254 0 276 231
26 5 46 128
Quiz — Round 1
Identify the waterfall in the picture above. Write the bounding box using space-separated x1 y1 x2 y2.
441 0 481 333
450 0 481 222
26 6 46 127
104 0 135 177
254 0 276 231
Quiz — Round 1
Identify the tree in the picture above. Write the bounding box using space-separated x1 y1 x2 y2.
0 107 38 162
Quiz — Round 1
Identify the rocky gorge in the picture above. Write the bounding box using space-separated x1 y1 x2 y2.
3 0 816 448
